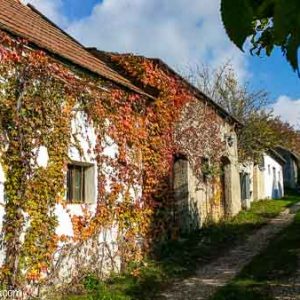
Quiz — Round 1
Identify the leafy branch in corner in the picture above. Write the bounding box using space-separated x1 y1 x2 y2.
221 0 300 75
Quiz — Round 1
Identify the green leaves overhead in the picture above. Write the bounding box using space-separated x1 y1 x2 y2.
220 0 300 75
221 0 254 50
273 0 300 72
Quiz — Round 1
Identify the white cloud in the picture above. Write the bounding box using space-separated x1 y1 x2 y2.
22 0 69 27
272 96 300 129
22 0 249 81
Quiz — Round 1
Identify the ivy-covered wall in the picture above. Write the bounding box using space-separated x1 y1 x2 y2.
105 53 242 229
0 30 242 297
0 31 150 296
173 98 241 231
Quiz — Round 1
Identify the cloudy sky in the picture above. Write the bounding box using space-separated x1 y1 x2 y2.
24 0 300 128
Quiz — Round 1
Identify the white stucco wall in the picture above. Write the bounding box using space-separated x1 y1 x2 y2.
0 110 122 273
263 154 284 199
55 110 99 238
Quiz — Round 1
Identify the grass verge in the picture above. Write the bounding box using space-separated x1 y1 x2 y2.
61 191 299 300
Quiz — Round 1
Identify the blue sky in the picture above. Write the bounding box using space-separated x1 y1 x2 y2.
25 0 300 128
248 49 300 100
60 0 100 21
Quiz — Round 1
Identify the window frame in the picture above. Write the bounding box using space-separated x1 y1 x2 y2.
66 161 95 204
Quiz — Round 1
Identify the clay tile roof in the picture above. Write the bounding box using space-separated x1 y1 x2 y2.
0 0 153 98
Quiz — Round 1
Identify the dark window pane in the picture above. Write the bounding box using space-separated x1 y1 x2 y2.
67 164 85 203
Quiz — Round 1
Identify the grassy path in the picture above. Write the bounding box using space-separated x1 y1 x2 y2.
211 202 300 300
160 201 300 299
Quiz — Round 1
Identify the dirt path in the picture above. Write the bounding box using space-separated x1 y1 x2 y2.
159 202 300 300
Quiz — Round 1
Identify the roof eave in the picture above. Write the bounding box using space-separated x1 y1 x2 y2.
267 149 287 165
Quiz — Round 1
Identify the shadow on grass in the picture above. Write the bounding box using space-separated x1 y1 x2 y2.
62 192 300 300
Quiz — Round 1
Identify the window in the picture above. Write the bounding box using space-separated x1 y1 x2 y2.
67 162 95 204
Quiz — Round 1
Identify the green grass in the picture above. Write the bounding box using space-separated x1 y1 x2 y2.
211 194 300 300
60 191 299 300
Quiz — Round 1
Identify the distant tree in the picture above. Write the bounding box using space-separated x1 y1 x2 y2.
268 117 300 155
220 0 300 75
186 63 269 119
184 63 279 162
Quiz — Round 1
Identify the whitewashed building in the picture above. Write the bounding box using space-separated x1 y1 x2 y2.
0 1 245 296
0 0 152 292
253 150 285 200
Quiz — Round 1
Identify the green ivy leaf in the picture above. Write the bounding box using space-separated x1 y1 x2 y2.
221 0 254 50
